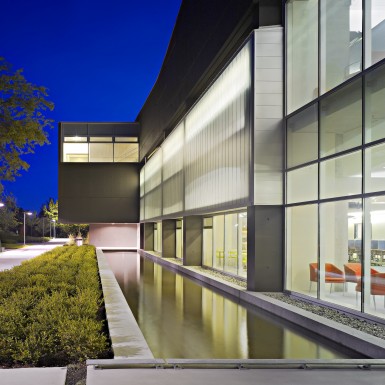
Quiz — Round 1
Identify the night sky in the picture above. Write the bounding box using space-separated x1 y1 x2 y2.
1 0 182 212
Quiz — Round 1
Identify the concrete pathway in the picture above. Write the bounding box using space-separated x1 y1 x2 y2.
0 238 68 271
0 367 67 385
86 365 385 385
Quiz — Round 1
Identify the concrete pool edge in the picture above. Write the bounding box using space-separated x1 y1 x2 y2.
96 248 154 359
139 250 385 358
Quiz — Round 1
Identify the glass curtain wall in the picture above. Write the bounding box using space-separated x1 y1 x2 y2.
285 58 385 318
203 212 247 278
286 0 318 113
365 0 385 68
287 0 385 115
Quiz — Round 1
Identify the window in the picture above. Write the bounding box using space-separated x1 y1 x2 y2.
320 0 362 93
62 143 88 162
287 164 318 204
365 143 385 193
286 204 318 297
365 0 385 68
114 143 138 162
287 104 318 168
319 199 362 310
320 151 362 199
286 0 318 113
365 64 385 143
89 143 113 162
320 79 362 157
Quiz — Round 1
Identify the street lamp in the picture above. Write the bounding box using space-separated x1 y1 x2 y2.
23 211 32 245
0 202 4 207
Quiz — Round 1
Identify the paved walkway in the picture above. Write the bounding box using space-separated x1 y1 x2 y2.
0 238 68 271
0 367 67 385
86 365 385 385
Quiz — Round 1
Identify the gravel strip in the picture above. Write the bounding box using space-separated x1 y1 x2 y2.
264 292 385 340
193 266 247 288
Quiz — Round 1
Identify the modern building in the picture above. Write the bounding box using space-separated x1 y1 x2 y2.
59 0 385 321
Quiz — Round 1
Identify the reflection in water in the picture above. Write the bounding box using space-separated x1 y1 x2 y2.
105 252 358 359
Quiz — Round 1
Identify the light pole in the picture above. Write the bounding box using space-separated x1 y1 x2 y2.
0 202 4 208
23 211 32 245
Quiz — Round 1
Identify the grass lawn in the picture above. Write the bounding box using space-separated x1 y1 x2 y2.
2 243 29 250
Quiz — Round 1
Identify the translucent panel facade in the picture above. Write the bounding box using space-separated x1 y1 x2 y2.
143 150 162 220
162 123 184 215
141 41 252 220
185 42 251 211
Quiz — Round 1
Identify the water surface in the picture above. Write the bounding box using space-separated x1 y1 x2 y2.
105 252 363 359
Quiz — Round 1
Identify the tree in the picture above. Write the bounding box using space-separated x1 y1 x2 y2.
0 57 54 193
43 198 89 237
0 194 19 237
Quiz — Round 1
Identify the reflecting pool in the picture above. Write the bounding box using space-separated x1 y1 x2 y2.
105 252 363 359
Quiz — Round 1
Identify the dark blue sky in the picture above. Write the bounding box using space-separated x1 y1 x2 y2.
1 0 181 212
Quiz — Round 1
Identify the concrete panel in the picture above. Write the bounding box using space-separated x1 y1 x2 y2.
255 56 282 69
254 93 282 106
254 105 282 119
255 81 283 94
183 216 202 266
254 43 282 57
254 68 283 82
89 224 139 249
162 220 176 258
247 206 283 291
144 223 154 251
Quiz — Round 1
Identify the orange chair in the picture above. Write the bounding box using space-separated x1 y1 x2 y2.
309 263 345 293
344 263 379 284
356 273 385 309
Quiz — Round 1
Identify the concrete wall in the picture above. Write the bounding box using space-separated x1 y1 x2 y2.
89 224 139 248
247 205 283 291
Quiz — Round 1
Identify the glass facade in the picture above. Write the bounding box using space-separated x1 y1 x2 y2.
286 3 385 315
62 136 138 163
203 212 247 278
286 0 385 114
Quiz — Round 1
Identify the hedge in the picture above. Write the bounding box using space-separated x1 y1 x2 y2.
0 245 111 366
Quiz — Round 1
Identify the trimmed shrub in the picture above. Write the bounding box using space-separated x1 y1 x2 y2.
0 245 111 366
